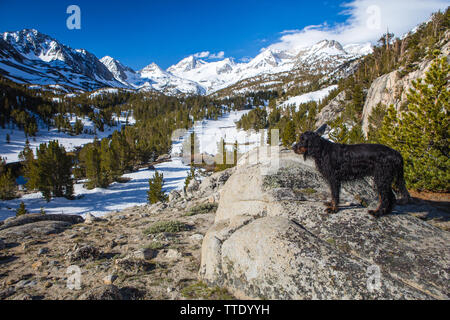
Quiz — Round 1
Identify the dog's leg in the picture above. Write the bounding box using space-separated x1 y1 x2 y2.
325 179 340 214
393 170 411 205
382 188 395 215
369 194 383 217
369 172 395 217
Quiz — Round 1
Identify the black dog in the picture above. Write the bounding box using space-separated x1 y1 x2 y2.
292 128 410 217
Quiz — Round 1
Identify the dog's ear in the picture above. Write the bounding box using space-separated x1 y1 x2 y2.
315 124 327 136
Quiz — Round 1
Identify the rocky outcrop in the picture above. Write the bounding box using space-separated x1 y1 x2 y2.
315 91 347 128
361 60 431 135
0 221 74 239
0 213 83 231
199 147 450 299
361 35 449 136
0 214 83 239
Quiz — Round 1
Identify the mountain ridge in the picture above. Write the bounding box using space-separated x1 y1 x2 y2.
0 28 373 95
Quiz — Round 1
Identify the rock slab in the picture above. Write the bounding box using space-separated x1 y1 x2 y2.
199 147 450 299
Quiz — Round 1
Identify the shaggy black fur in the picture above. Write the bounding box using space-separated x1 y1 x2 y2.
292 131 410 217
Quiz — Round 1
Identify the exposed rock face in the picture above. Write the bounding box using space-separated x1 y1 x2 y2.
196 168 235 200
0 221 72 239
199 147 450 299
0 214 83 231
315 91 346 128
361 60 431 135
0 214 83 240
361 36 449 136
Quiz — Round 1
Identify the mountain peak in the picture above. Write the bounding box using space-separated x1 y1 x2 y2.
100 55 115 63
141 62 164 74
309 40 345 55
167 55 207 74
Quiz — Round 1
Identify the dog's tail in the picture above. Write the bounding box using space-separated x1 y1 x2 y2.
393 154 411 204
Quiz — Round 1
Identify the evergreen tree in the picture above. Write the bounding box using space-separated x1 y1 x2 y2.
16 201 28 217
110 130 131 172
6 133 10 144
329 119 349 144
73 118 84 135
24 140 73 201
378 55 449 191
367 103 387 142
147 171 167 204
19 139 35 189
100 138 120 186
347 124 365 144
282 120 296 146
0 158 16 200
84 139 102 189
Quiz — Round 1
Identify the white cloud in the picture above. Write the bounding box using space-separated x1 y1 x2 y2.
268 0 448 52
193 50 225 60
193 51 211 58
209 51 225 59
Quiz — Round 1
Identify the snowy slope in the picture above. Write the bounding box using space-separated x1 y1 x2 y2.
0 109 264 220
280 85 338 111
0 111 134 164
138 62 206 95
166 40 372 94
0 29 125 91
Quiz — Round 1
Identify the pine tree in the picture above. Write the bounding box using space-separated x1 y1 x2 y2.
329 120 349 144
378 55 449 191
0 159 16 200
347 124 365 144
84 139 102 189
100 138 120 186
19 139 35 189
367 103 387 142
110 130 130 173
25 141 73 201
147 171 167 204
16 201 28 217
282 120 296 146
6 133 10 144
73 118 84 135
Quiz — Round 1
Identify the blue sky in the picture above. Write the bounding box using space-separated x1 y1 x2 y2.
0 0 447 70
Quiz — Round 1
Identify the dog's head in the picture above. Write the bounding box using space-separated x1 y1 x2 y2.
292 131 324 159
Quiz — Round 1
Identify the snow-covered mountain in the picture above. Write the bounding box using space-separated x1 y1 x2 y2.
99 55 137 85
167 55 208 74
0 28 373 95
0 29 122 90
165 40 372 94
137 62 205 95
98 58 206 95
